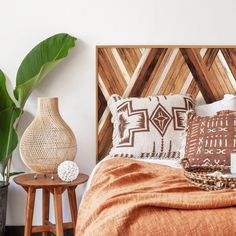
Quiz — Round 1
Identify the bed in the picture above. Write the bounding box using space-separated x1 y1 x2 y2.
76 46 236 236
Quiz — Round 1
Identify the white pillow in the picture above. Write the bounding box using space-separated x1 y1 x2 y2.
224 94 236 99
195 94 236 116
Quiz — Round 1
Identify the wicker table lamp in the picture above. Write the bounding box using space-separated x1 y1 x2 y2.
20 97 77 174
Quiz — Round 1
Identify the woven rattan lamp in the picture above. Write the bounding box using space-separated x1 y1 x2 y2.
20 97 77 174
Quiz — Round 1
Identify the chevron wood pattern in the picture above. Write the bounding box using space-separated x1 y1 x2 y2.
97 46 236 162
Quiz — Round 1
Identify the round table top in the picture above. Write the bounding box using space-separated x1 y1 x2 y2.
14 173 89 188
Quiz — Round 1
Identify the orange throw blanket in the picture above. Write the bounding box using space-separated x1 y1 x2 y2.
76 158 236 236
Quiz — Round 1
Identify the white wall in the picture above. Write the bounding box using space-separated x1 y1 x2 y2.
1 0 236 225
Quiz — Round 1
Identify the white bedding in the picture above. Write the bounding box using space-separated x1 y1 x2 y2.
85 156 181 190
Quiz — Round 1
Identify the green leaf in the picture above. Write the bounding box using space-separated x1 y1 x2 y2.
14 33 77 107
9 171 24 177
0 70 21 161
0 70 21 177
0 107 21 162
0 71 21 162
0 70 15 110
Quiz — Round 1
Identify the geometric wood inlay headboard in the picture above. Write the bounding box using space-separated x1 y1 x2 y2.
96 46 236 162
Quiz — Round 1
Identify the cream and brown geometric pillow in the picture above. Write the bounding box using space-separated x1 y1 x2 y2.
184 111 236 167
108 94 194 159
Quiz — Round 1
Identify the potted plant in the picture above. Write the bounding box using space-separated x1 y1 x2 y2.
0 33 76 234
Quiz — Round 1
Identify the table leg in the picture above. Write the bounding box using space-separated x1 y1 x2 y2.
42 189 50 236
24 187 36 236
68 187 78 229
53 188 64 236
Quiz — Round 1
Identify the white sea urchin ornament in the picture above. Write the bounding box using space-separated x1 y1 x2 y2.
57 161 79 182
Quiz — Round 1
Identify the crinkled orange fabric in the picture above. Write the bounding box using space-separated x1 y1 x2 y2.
76 158 236 236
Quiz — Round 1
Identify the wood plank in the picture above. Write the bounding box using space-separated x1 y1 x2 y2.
202 48 223 98
180 48 216 103
42 189 50 236
141 48 173 96
221 48 236 79
117 48 142 77
210 56 235 96
186 48 220 98
98 48 127 96
24 187 36 236
165 51 192 94
186 79 200 99
129 48 167 96
32 225 54 233
31 223 74 233
98 113 113 161
158 50 185 95
53 188 64 236
204 48 219 69
104 48 128 87
122 48 151 98
98 87 107 121
155 49 201 95
67 187 78 230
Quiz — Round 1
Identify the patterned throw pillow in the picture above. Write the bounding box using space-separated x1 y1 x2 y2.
108 94 194 159
184 111 236 167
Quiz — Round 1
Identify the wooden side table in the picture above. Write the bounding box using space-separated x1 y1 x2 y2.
14 173 88 236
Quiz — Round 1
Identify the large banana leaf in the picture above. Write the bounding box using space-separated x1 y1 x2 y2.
0 107 21 160
14 33 77 107
0 71 21 163
0 70 15 110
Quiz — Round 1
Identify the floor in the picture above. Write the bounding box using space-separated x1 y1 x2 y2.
5 227 73 236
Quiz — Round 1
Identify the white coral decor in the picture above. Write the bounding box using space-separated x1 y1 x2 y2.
57 161 79 182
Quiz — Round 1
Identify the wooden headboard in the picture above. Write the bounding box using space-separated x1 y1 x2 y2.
96 46 236 162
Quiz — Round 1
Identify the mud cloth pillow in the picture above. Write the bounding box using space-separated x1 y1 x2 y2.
184 111 236 167
108 94 194 159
